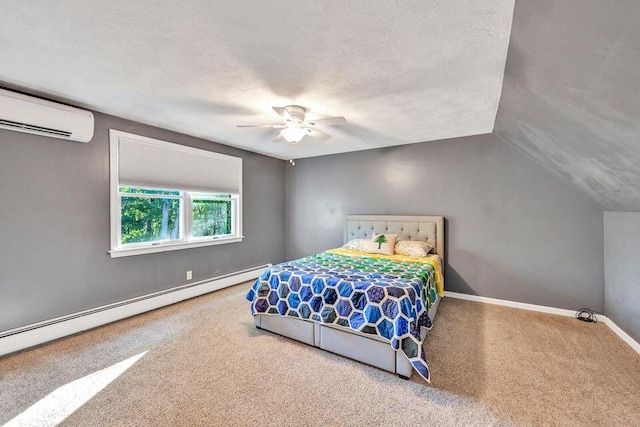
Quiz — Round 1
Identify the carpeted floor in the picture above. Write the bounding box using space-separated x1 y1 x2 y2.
1 282 639 426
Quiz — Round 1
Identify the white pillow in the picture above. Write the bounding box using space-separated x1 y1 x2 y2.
367 233 398 255
394 240 434 257
343 238 370 252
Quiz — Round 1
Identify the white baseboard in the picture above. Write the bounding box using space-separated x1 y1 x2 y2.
0 264 269 357
444 291 584 318
601 317 640 354
444 291 639 355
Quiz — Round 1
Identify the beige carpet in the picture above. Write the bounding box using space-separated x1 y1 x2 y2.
1 282 639 426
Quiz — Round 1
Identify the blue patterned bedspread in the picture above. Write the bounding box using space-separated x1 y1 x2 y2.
246 250 439 382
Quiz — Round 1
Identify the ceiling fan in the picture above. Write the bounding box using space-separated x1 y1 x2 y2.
237 105 346 144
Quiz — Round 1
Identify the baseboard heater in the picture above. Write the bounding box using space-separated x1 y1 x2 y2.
0 264 270 357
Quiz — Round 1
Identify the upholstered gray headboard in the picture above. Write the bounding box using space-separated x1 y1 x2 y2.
344 215 445 261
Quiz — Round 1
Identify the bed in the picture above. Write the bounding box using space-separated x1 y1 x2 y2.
247 215 445 381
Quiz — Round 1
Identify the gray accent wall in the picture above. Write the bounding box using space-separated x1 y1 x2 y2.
0 112 286 332
286 134 604 311
604 212 640 343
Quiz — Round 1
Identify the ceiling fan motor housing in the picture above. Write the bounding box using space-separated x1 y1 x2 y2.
284 105 306 123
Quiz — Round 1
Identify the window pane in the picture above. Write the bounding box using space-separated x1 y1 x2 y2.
119 187 180 196
121 196 181 244
192 199 232 237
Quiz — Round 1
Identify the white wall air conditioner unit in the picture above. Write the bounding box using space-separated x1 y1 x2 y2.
0 88 94 143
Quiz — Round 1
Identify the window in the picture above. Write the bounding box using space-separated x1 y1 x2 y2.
191 194 234 238
117 187 239 247
109 131 242 257
120 188 182 245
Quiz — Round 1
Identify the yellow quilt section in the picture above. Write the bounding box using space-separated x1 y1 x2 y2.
326 248 445 296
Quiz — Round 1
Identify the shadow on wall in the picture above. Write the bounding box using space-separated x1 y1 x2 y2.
445 268 479 296
443 217 478 296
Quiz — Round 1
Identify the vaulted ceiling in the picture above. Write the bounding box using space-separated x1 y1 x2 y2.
496 0 640 211
1 1 639 210
0 0 514 159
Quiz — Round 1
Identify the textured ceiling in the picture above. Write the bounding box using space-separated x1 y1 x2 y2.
0 0 514 159
496 0 640 211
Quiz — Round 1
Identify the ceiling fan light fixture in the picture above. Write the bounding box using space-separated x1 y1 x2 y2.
280 124 306 143
238 105 346 144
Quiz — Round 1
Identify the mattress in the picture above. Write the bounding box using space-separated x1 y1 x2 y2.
247 248 444 381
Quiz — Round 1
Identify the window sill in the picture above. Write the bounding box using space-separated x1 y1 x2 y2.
109 236 244 258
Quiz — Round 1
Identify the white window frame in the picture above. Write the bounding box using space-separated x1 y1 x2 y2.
109 130 243 258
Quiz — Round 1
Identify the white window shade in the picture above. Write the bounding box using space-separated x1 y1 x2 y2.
116 134 242 194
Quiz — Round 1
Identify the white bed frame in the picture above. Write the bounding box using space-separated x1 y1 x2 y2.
254 215 445 378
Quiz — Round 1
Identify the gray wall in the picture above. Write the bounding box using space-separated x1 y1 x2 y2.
0 112 286 332
604 212 640 343
286 134 604 311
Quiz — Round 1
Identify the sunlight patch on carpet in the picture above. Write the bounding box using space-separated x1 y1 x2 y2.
4 351 147 427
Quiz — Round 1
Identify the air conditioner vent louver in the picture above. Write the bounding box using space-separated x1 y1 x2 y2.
0 88 94 143
0 118 72 138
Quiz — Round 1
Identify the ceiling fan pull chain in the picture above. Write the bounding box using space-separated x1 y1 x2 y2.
289 143 296 166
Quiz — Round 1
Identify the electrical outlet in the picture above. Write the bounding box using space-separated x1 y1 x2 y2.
186 270 192 280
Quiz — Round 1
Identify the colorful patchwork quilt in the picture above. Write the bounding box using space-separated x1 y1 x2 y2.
246 249 444 382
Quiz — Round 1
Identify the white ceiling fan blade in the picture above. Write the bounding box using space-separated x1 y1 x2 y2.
272 134 284 142
272 106 292 121
237 124 286 128
306 116 347 126
306 128 331 140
